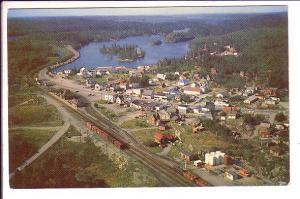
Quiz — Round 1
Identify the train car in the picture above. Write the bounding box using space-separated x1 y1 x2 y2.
113 140 127 149
183 170 198 182
195 178 210 187
85 121 128 150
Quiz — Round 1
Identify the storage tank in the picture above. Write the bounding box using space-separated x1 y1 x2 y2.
209 154 216 166
224 155 232 165
205 153 210 164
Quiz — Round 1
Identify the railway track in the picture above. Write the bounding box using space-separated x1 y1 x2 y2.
47 93 195 186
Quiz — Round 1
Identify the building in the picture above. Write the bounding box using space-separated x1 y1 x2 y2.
180 150 199 161
104 93 116 103
178 79 190 86
225 170 239 181
154 132 175 145
141 89 153 99
130 100 144 110
227 112 237 120
205 151 225 166
214 100 230 107
153 93 172 102
177 104 189 114
244 95 258 104
216 91 228 98
86 79 97 88
157 73 166 80
115 95 125 105
184 87 202 95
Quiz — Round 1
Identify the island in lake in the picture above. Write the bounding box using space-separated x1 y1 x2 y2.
150 39 162 45
100 44 145 62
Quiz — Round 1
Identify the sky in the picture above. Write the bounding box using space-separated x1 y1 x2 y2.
8 6 287 18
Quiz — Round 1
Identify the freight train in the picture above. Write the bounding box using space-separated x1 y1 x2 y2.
182 170 210 187
86 121 128 150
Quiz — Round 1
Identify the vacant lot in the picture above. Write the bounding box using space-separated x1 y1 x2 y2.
120 118 151 129
9 103 63 127
10 127 161 188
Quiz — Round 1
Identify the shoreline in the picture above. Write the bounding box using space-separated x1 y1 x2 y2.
49 45 80 71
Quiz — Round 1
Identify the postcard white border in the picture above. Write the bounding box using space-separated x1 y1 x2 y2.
2 1 300 199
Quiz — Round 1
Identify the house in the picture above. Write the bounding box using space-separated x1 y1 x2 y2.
178 79 190 86
190 106 202 114
132 88 143 96
129 83 140 89
265 99 276 105
216 91 228 99
115 95 125 105
141 89 153 99
214 100 230 107
260 131 272 139
243 87 255 96
104 93 116 103
86 79 97 88
184 87 202 95
157 73 166 80
130 100 144 110
143 102 159 111
225 170 239 181
260 122 271 129
154 104 168 111
177 104 189 114
154 132 175 145
244 95 258 104
180 150 199 161
153 93 172 102
227 112 237 120
119 81 128 90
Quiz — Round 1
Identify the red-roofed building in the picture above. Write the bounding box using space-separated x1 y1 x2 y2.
154 132 176 145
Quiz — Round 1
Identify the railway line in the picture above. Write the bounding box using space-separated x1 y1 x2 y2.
46 93 196 186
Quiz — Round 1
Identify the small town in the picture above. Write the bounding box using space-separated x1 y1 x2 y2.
39 55 289 186
7 5 290 191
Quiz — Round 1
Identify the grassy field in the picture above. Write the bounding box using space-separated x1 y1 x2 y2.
10 128 161 188
9 129 56 172
167 122 235 159
120 118 151 129
95 104 119 122
9 103 63 127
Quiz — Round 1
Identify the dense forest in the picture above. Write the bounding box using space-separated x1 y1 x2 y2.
7 12 288 93
100 44 145 61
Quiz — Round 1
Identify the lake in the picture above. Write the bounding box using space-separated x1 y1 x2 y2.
56 35 189 71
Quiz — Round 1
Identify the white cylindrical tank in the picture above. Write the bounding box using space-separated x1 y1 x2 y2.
205 153 210 164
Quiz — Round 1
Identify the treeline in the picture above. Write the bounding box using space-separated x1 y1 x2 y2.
100 44 145 61
165 31 194 43
157 25 288 88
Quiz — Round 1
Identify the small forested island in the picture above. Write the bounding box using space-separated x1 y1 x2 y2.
150 39 162 45
165 32 195 43
100 44 145 62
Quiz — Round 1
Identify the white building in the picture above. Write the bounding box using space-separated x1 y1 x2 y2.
205 151 225 166
244 95 258 104
157 73 166 80
214 100 230 107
